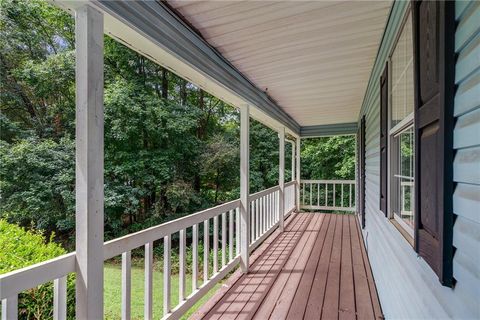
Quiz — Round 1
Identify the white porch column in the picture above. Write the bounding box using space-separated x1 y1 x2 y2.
296 137 301 211
278 128 285 231
240 105 250 273
290 141 295 181
75 5 104 319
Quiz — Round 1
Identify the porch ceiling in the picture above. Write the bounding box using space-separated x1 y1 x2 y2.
167 1 392 127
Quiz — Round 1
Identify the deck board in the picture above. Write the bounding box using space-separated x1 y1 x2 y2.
192 213 383 320
286 214 332 319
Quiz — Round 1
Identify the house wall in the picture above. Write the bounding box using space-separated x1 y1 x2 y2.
358 1 480 318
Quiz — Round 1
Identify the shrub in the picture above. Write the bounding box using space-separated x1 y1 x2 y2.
0 220 75 319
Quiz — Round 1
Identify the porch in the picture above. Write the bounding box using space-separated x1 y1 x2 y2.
1 1 384 319
192 212 381 320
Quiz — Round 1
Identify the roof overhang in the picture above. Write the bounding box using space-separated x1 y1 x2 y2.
167 1 392 131
53 1 392 138
300 123 357 138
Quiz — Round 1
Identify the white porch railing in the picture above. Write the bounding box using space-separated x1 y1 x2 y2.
0 183 297 320
300 180 356 212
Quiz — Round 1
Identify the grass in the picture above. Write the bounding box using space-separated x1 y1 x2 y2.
104 263 221 320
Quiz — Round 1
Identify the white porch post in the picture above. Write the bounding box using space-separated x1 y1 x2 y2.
290 141 295 181
296 137 301 211
278 128 285 231
75 5 104 319
240 105 250 273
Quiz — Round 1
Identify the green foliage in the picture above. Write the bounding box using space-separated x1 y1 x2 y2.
301 136 356 180
0 220 75 319
250 121 279 192
0 138 75 233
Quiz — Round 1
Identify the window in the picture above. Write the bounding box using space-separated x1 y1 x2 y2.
378 1 454 285
389 11 415 238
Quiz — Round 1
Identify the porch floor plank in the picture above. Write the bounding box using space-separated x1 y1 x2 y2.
191 213 383 320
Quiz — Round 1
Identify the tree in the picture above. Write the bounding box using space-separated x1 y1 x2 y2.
200 134 239 203
301 136 356 180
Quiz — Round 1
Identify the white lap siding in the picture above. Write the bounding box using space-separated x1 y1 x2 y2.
359 1 480 318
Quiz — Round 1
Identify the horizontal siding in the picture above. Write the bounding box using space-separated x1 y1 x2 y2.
453 183 480 223
452 1 480 317
358 0 480 318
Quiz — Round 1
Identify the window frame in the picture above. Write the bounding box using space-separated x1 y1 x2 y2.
386 6 415 244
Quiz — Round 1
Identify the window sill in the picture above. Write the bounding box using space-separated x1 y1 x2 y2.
390 218 414 247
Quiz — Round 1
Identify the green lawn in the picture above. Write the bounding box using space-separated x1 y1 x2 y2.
104 263 221 320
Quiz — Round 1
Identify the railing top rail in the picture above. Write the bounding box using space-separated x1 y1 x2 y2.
0 252 76 300
285 180 296 187
301 179 356 184
248 185 280 202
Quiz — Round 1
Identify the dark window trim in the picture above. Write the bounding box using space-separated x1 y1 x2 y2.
411 0 455 287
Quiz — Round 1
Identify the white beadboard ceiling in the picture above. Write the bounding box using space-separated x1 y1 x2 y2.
167 0 392 127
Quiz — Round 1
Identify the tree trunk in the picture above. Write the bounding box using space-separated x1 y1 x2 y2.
197 89 205 139
214 170 220 203
180 79 187 105
161 68 168 100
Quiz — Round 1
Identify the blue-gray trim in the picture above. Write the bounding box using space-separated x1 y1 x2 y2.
300 123 357 137
96 0 300 134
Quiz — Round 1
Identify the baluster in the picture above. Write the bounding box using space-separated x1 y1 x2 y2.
229 209 234 261
325 183 328 207
268 193 271 224
274 191 280 221
265 194 269 229
274 192 277 222
253 199 257 239
236 208 240 256
267 193 271 226
349 183 352 208
1 295 18 320
255 199 259 240
317 183 320 207
179 229 186 302
274 192 278 222
341 183 344 208
192 224 198 291
276 192 279 222
53 276 67 320
222 212 227 267
333 183 336 208
144 242 153 320
213 216 218 274
250 202 254 243
254 201 256 240
122 251 131 320
203 219 209 284
302 183 305 205
261 197 264 235
310 183 313 205
257 198 260 237
272 193 275 223
163 236 171 316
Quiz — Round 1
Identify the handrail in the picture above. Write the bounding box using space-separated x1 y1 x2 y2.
0 183 298 319
0 253 75 300
301 179 355 184
285 180 296 187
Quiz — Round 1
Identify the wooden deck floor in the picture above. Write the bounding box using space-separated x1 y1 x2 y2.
191 213 382 320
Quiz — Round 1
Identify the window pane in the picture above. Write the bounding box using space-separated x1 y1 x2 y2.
390 12 414 128
392 126 415 232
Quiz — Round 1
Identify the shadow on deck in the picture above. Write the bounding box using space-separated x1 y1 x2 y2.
191 212 382 320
